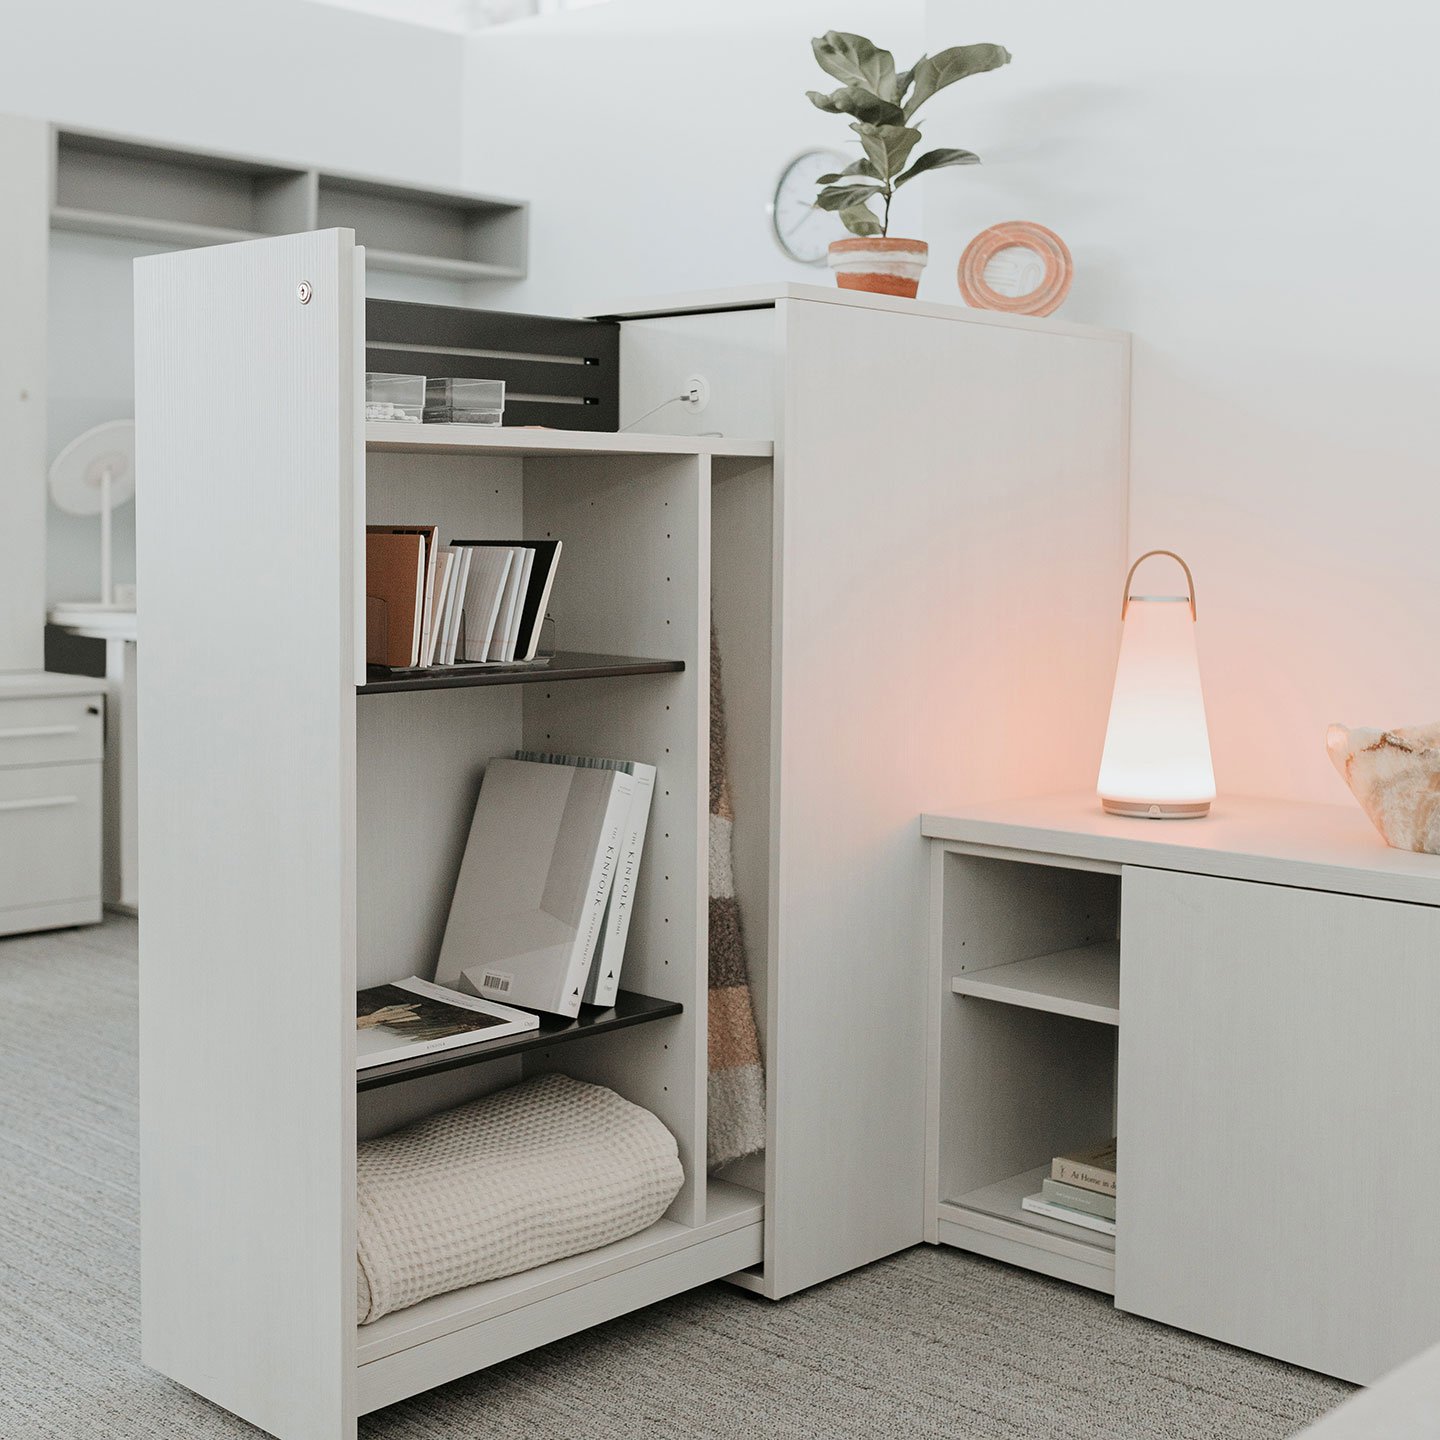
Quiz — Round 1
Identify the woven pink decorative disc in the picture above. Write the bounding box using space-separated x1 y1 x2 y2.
957 221 1073 316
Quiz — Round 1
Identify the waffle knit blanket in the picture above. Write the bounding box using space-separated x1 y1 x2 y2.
707 628 766 1170
356 1074 683 1324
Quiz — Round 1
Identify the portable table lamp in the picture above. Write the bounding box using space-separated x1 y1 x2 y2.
1096 549 1215 818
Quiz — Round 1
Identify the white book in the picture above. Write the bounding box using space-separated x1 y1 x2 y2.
422 550 455 667
501 547 535 661
1020 1193 1117 1236
487 547 526 662
516 752 655 1007
440 545 473 664
434 758 634 1017
456 546 514 663
356 975 538 1070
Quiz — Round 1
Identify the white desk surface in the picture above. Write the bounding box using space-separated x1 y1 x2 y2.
0 670 105 700
589 281 1128 341
921 792 1440 907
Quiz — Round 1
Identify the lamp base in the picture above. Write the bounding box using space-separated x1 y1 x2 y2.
1101 798 1211 820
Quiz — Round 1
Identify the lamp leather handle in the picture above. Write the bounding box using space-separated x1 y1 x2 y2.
1122 549 1196 621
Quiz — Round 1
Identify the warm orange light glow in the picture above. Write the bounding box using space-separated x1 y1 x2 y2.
1097 554 1215 819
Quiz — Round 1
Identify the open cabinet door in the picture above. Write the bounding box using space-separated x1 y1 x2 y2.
135 229 361 1440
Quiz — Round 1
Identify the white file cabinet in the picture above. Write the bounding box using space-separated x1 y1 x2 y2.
0 673 104 936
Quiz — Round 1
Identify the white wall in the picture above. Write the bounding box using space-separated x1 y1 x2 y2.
0 0 466 182
922 1 1440 805
1 0 469 607
461 0 923 314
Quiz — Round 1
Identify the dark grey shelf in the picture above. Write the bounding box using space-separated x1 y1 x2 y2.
356 989 683 1091
359 651 684 695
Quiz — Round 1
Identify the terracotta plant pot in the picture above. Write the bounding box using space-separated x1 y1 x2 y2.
827 238 929 298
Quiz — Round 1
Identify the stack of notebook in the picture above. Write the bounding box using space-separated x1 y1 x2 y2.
366 525 561 669
1021 1139 1117 1236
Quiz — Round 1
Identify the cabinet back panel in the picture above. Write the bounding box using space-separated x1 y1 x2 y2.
521 454 709 1225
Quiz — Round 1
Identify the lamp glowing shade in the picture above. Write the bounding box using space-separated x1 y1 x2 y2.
1097 550 1215 819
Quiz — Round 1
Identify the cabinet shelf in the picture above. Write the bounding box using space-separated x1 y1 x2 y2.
951 939 1119 1025
944 1163 1116 1257
356 989 682 1091
358 651 685 695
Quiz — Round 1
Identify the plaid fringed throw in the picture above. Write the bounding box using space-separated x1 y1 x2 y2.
707 628 766 1170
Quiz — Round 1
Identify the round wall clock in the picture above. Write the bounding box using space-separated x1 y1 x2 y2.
770 149 851 266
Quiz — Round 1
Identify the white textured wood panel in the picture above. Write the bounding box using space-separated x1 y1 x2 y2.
615 308 779 439
356 1216 763 1414
0 114 50 672
1118 866 1440 1383
922 793 1440 907
136 230 358 1440
950 941 1120 1026
520 453 710 1226
366 423 770 459
767 292 1129 1297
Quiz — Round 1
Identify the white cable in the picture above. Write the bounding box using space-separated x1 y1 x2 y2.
620 393 687 432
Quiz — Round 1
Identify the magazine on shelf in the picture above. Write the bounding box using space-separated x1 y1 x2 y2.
356 976 538 1070
1020 1192 1117 1237
434 758 634 1017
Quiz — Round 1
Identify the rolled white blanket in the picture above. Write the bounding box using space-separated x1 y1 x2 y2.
356 1072 684 1325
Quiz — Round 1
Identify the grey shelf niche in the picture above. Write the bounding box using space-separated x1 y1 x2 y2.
50 126 527 280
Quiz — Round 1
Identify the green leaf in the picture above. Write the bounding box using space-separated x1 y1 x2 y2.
815 158 883 185
806 85 905 126
839 204 883 238
894 58 923 103
811 31 898 101
904 43 1012 119
813 183 886 213
850 121 922 183
893 147 982 188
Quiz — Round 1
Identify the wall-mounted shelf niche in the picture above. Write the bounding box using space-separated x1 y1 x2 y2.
50 127 528 281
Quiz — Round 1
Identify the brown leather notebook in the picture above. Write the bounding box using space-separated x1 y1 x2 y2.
365 531 426 667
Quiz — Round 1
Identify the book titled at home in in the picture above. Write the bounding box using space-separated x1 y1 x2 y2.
356 976 538 1070
1051 1138 1117 1196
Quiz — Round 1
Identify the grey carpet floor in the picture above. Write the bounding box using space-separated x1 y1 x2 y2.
0 917 1352 1439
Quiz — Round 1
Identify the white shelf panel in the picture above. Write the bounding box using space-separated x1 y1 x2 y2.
923 792 1440 908
364 248 525 282
952 940 1119 1025
51 205 265 249
355 1180 763 1367
943 1164 1116 1257
365 422 773 460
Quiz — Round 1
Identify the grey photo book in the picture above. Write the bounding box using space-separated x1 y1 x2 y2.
434 758 635 1017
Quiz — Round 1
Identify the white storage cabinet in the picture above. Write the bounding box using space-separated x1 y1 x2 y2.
135 237 1130 1440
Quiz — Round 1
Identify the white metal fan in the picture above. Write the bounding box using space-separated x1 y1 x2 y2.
48 419 136 612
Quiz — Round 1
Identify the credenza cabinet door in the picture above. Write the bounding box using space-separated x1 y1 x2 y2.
1116 865 1440 1384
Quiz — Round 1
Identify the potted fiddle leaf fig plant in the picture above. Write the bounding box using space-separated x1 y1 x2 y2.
808 30 1011 297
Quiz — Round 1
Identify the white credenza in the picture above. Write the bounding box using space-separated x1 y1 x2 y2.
922 793 1440 1385
0 672 105 936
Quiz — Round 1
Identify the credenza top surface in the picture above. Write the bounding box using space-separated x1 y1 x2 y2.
922 793 1440 907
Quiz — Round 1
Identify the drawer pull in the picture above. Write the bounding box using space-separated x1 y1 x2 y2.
0 724 81 741
0 795 78 812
